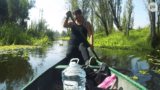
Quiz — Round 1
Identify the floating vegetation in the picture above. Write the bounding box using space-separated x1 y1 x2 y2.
59 43 63 46
0 45 41 51
152 69 160 74
131 76 139 80
0 60 8 62
58 37 70 40
139 70 147 75
22 53 28 59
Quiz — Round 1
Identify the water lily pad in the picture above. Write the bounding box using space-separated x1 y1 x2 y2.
148 58 153 61
154 59 160 62
139 70 147 75
0 60 8 62
131 76 139 80
153 63 160 65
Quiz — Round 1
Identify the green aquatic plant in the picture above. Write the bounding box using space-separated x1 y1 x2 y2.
22 53 28 59
58 37 70 40
139 70 147 75
131 76 139 80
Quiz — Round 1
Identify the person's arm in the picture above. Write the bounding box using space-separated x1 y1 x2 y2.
86 22 93 50
63 11 73 28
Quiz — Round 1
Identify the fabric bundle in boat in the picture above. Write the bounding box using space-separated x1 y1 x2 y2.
79 62 111 90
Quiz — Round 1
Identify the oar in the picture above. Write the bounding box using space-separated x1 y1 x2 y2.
67 12 101 61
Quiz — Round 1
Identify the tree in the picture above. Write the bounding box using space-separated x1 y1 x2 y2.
157 0 160 32
6 0 35 30
91 0 110 36
126 0 134 36
107 0 123 31
89 0 95 34
54 30 60 38
0 0 8 24
142 0 156 39
143 0 158 48
79 0 90 21
70 0 79 11
122 9 127 34
37 9 48 33
61 30 67 37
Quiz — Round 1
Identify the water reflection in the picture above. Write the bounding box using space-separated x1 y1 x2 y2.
0 53 34 90
146 71 160 90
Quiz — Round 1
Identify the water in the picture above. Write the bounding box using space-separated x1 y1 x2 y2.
0 40 160 90
62 61 86 90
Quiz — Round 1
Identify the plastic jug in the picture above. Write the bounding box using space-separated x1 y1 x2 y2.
62 58 86 90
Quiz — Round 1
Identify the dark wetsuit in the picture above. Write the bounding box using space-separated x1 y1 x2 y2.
66 21 90 63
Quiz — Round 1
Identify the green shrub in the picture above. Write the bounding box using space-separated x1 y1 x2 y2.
0 22 30 45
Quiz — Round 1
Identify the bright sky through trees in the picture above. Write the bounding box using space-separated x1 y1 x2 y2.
27 0 150 33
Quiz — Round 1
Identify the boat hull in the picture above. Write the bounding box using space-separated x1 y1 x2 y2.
21 58 148 90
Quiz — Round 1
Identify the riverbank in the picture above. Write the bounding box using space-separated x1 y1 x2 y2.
59 28 159 51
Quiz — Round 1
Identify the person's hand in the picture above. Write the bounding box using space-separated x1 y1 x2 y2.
66 11 71 18
90 44 94 50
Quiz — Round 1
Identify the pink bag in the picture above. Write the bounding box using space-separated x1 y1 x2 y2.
97 74 116 89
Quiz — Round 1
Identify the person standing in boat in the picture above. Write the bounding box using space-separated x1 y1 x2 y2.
63 8 95 65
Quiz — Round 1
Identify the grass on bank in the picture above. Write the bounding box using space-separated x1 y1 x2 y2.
59 28 155 50
58 37 70 40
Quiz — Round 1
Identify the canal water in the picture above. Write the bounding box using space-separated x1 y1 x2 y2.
0 40 160 90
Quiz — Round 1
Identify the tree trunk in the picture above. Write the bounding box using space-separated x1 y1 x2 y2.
158 14 159 33
103 21 109 36
151 12 156 39
127 13 131 36
150 0 157 48
108 0 122 31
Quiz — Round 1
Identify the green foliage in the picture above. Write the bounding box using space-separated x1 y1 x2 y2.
54 30 60 39
45 29 54 41
0 0 8 23
93 28 153 50
0 22 30 45
59 37 70 40
33 36 51 45
61 30 67 37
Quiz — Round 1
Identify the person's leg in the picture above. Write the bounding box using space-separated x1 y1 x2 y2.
78 43 90 62
66 45 76 63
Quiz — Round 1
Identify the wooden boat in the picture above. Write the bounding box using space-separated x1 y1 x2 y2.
21 57 148 90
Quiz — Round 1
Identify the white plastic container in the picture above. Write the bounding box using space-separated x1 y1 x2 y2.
62 58 86 90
